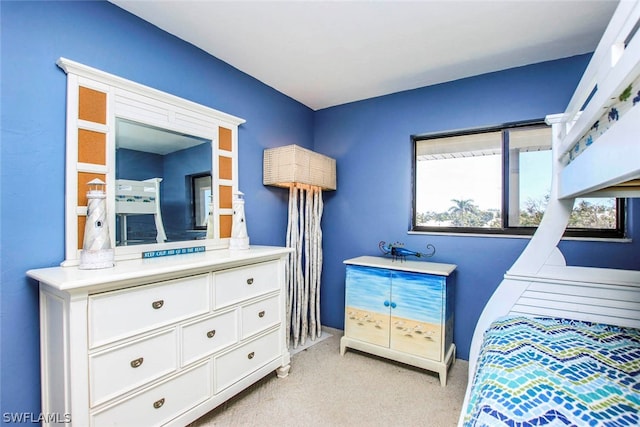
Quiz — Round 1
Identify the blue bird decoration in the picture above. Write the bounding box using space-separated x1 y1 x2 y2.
379 241 436 262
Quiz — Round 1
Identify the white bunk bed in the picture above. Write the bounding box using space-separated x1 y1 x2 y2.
115 178 167 244
460 1 640 426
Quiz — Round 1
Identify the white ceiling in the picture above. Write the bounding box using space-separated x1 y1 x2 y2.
109 0 619 111
116 118 209 155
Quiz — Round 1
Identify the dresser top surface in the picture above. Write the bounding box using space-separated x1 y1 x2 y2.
27 246 292 293
344 256 456 276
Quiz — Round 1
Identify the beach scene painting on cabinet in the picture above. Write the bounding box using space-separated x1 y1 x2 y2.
345 265 446 361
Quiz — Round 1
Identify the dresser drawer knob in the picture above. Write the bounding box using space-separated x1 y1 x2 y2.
206 329 216 338
130 357 144 368
247 351 255 360
153 398 165 409
152 300 164 310
246 278 254 285
258 310 265 318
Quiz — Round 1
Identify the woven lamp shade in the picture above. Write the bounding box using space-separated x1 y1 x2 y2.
263 145 336 190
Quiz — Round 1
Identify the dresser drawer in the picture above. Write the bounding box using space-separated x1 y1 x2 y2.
241 295 281 339
90 329 177 407
214 261 279 308
181 310 238 367
89 274 210 348
214 329 280 393
91 360 211 427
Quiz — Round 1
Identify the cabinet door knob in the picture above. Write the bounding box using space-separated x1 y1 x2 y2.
153 398 165 409
152 300 164 309
384 300 390 307
390 302 397 309
206 329 216 338
247 351 255 360
258 310 265 318
246 278 254 285
130 357 144 368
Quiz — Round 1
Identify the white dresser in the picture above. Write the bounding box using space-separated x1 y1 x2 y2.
27 246 292 426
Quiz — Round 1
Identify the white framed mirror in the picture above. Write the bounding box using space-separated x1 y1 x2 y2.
57 58 245 265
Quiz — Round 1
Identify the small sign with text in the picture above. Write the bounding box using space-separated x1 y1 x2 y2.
142 246 206 259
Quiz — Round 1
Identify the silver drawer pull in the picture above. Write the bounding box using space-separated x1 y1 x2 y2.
152 300 164 310
246 278 254 285
247 351 255 360
153 398 165 409
258 310 265 318
206 329 216 338
130 357 144 368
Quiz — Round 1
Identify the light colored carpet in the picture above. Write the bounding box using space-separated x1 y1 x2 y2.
190 327 468 427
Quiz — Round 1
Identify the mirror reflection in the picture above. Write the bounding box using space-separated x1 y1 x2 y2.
115 118 212 246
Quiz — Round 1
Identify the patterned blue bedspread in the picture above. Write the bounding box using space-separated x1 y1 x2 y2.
463 317 640 427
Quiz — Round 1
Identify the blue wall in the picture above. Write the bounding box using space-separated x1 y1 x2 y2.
1 0 313 416
2 0 639 419
163 143 212 239
314 56 640 363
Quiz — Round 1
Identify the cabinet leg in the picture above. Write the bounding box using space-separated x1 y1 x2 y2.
439 371 447 387
339 337 349 356
276 364 291 378
440 344 457 386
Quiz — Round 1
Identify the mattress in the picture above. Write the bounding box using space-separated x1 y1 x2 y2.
463 316 640 427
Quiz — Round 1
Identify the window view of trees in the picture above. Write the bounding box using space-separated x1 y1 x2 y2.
417 198 500 228
413 121 623 236
568 199 617 228
416 195 617 229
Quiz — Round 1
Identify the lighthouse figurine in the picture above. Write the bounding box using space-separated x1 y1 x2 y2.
79 178 114 269
229 191 250 250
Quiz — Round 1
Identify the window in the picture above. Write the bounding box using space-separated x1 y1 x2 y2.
192 173 212 229
412 120 624 237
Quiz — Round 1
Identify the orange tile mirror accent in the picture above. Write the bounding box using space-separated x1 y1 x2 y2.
219 127 232 151
220 215 232 238
78 129 106 165
78 86 107 124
